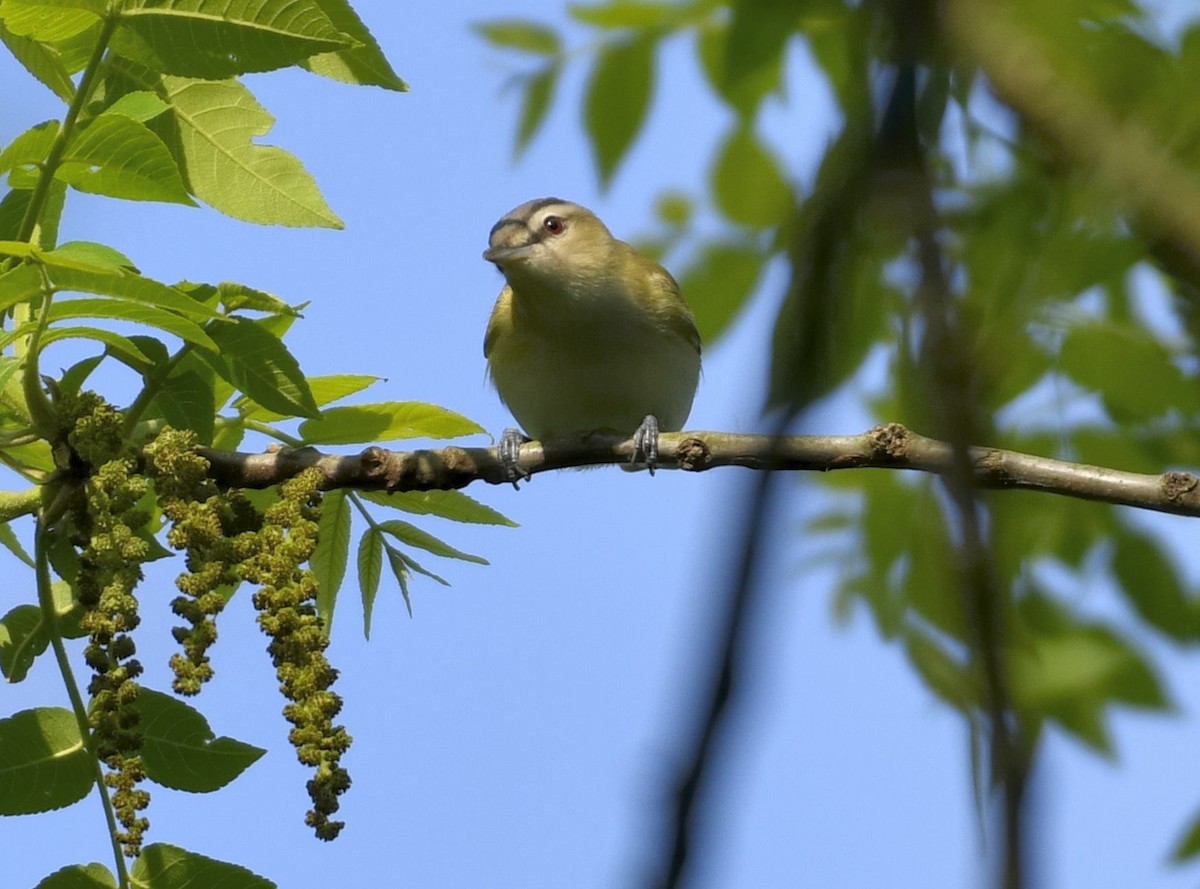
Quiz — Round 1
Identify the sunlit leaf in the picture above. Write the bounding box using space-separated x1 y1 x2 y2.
473 19 560 54
0 707 92 814
312 489 351 630
131 843 274 889
584 34 655 187
140 689 265 792
299 402 484 444
712 124 792 227
300 0 408 90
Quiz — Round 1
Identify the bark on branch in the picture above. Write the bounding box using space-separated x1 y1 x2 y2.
197 422 1200 518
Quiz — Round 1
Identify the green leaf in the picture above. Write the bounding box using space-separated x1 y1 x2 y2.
712 124 792 227
140 689 265 792
1111 525 1200 641
109 0 352 79
721 0 794 109
0 2 102 43
0 521 34 567
104 89 170 122
0 604 48 682
515 64 559 158
33 862 118 889
131 843 275 889
358 527 382 639
239 372 379 421
0 707 92 814
697 17 783 116
1171 806 1200 863
677 241 764 343
383 541 413 617
299 401 484 444
378 519 488 565
904 628 976 711
0 262 44 314
215 281 298 315
0 19 76 101
360 489 517 527
44 241 138 272
312 489 351 630
57 111 193 205
206 316 319 418
1058 321 1198 420
473 19 560 54
46 298 218 351
40 327 156 371
45 264 220 320
157 75 343 227
0 120 59 175
147 366 217 443
584 35 655 187
300 0 408 90
569 1 674 28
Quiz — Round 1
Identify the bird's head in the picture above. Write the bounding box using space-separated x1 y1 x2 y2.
483 198 615 290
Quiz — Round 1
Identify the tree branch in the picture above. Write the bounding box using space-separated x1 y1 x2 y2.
195 422 1200 516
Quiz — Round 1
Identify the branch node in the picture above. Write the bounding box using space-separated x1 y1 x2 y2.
1161 470 1198 502
873 422 910 458
677 436 712 471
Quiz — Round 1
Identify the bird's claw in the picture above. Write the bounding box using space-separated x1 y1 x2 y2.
499 427 531 488
631 414 660 476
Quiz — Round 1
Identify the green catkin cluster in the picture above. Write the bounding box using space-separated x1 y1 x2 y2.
145 430 261 695
239 468 352 841
68 396 152 858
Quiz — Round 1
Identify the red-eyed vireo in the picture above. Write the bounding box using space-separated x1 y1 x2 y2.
482 197 702 479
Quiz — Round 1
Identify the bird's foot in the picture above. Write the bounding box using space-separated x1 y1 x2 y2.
499 427 531 488
631 414 660 475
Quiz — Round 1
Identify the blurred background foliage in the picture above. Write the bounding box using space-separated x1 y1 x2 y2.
477 0 1200 861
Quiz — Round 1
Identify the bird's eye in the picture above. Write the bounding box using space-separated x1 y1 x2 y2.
542 215 565 234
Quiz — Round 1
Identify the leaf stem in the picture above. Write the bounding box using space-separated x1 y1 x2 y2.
34 516 132 889
16 12 120 244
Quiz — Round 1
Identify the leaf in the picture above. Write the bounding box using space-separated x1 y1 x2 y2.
239 373 379 421
300 0 408 90
131 843 276 889
584 34 655 187
140 689 265 792
1171 806 1200 863
46 298 218 351
359 489 517 526
103 90 170 122
206 316 318 418
40 327 156 372
515 64 559 158
0 120 59 175
1111 526 1200 641
697 17 783 117
473 19 560 54
299 401 484 444
33 862 117 889
1058 321 1198 420
57 111 193 205
677 241 765 343
0 2 102 43
312 489 351 630
0 19 76 101
569 1 674 28
383 542 412 618
721 0 794 109
0 521 34 567
109 0 352 79
215 281 298 315
0 604 48 682
147 366 217 443
0 262 44 314
378 519 488 565
157 75 343 227
45 264 221 320
712 124 792 227
357 527 382 639
0 707 92 814
44 240 138 272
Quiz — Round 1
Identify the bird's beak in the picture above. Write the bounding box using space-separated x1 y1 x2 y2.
482 243 534 266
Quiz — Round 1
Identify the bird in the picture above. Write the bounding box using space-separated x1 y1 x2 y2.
482 197 701 481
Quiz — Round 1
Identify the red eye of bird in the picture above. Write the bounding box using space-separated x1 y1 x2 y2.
542 215 564 234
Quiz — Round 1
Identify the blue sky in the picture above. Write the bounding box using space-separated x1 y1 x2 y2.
6 2 1200 887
